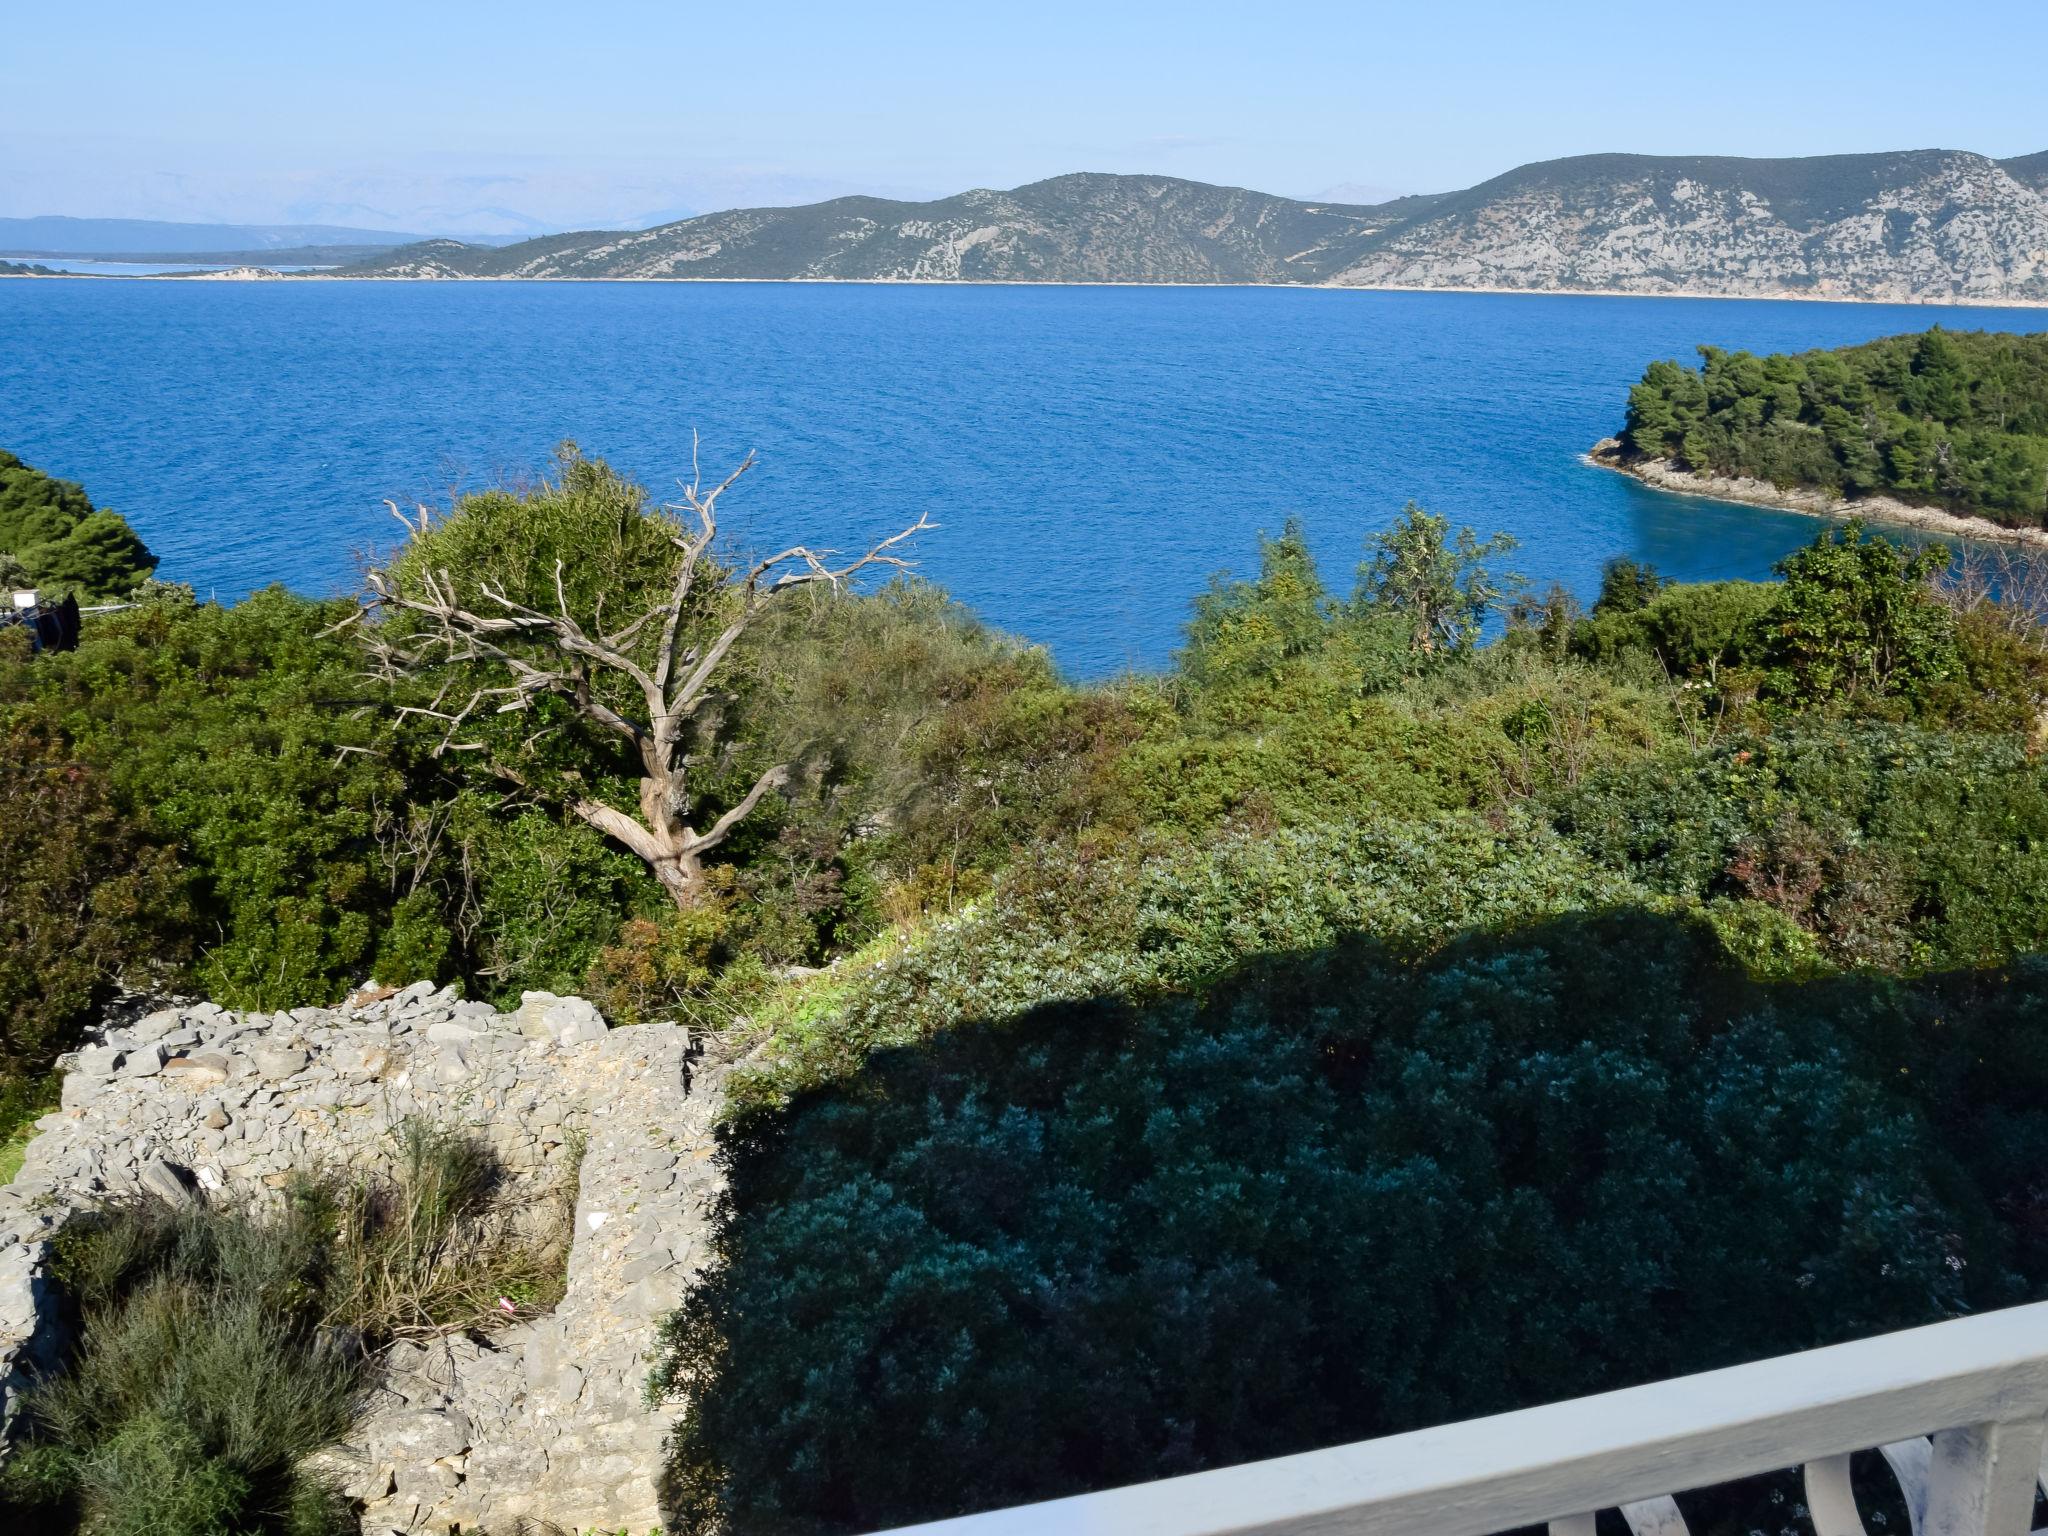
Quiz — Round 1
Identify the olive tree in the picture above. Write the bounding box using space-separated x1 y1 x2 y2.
359 446 930 910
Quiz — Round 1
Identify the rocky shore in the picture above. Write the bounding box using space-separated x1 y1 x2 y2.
1586 437 2048 550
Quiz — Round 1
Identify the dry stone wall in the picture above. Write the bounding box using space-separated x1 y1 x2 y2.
0 982 724 1535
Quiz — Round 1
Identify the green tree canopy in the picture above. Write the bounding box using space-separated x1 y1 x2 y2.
0 451 158 602
1761 522 1957 708
1617 329 2048 527
1178 518 1331 685
1352 502 1519 656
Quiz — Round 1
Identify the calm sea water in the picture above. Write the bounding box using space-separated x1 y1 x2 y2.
5 279 2045 675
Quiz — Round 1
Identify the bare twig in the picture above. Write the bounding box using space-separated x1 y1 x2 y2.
358 452 931 908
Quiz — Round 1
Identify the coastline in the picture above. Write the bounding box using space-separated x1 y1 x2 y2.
1585 439 2048 549
2 267 2047 308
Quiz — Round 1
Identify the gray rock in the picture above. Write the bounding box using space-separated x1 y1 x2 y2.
116 1043 167 1079
162 1054 229 1088
543 998 607 1045
127 1009 183 1044
137 1159 193 1206
252 1046 309 1081
72 1044 123 1077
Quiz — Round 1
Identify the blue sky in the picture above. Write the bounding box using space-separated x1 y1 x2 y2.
5 0 2046 238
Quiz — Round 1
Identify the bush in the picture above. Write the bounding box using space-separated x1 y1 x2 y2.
726 813 1646 1121
2 1123 577 1534
1759 523 1957 711
0 1194 361 1535
657 911 2029 1533
0 588 446 1010
0 717 184 1079
0 451 157 603
1551 723 2048 971
1571 579 1775 674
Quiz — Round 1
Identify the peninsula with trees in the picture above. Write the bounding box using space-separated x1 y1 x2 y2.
1595 327 2048 540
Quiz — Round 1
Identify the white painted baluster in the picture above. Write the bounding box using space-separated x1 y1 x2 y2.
1922 1419 2047 1536
1620 1494 1690 1534
1803 1452 1871 1536
1548 1515 1598 1536
1885 1436 1936 1536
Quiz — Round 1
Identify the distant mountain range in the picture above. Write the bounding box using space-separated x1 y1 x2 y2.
0 216 433 256
0 216 536 266
331 150 2048 301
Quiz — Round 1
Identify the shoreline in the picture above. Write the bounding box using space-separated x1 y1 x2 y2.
1585 440 2048 549
3 267 2046 308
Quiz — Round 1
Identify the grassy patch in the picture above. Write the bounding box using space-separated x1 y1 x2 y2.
320 1119 579 1340
0 1191 361 1535
0 1069 60 1185
1 1120 581 1535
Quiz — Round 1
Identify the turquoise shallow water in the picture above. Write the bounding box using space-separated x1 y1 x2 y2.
3 279 2044 675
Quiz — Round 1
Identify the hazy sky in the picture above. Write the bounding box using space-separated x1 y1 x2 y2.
6 0 2047 238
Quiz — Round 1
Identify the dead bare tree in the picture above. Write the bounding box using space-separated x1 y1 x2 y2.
359 450 932 910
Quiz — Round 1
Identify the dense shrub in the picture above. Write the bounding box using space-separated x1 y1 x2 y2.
1758 523 1957 710
0 452 158 602
726 814 1645 1120
0 589 457 1009
0 1195 361 1536
1571 579 1775 673
0 712 184 1080
0 1124 574 1534
1552 723 2048 971
658 911 2036 1533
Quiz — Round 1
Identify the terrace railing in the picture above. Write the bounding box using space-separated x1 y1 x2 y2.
877 1300 2048 1536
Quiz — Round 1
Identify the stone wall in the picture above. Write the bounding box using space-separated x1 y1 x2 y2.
0 982 723 1534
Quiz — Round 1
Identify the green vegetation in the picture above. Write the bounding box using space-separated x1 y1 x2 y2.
658 913 2048 1532
1 1122 571 1535
0 452 158 602
1 1194 361 1535
1620 328 2048 526
11 442 2048 1532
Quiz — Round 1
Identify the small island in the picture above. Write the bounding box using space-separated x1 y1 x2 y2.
1594 327 2048 545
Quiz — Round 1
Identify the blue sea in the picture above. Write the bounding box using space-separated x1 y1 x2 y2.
5 279 2045 675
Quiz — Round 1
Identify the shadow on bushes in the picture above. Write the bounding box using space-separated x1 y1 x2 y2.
655 907 2048 1536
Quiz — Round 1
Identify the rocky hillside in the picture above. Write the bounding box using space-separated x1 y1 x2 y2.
337 150 2048 301
347 174 1416 283
1329 150 2048 301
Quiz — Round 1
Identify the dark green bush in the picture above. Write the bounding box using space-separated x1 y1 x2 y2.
0 716 185 1081
0 588 445 1009
1571 579 1775 673
727 814 1645 1121
658 911 2035 1534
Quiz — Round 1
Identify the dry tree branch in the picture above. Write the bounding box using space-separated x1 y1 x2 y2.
356 452 934 908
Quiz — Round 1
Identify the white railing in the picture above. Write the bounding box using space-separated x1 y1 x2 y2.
876 1300 2048 1536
